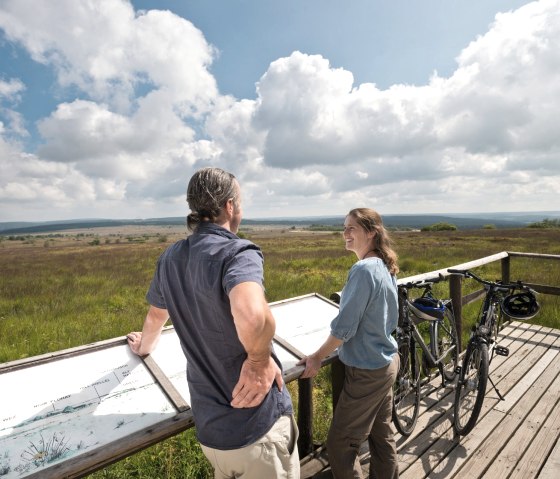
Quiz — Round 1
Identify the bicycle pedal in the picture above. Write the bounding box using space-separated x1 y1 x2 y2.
495 346 509 357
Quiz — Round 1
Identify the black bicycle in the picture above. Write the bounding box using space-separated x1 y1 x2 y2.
392 277 459 436
448 268 540 436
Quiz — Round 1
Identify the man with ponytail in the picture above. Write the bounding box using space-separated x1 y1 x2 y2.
127 167 299 478
299 208 400 479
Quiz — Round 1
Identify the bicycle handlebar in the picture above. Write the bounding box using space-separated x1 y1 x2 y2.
447 268 531 292
400 273 445 290
447 268 483 281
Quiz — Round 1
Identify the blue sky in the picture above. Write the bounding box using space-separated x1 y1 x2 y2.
0 0 558 222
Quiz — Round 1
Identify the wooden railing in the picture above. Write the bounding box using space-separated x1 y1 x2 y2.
297 251 560 475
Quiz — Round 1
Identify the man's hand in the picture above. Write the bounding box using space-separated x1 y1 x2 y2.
127 331 143 356
126 306 169 356
231 356 283 408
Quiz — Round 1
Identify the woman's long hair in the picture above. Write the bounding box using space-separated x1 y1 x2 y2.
347 208 399 275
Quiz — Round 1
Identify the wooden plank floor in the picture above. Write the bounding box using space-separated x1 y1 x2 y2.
304 321 560 478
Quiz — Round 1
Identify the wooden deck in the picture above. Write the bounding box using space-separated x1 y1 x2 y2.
303 321 560 478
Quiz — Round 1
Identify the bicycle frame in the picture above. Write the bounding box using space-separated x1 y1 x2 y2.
406 301 454 369
468 283 510 350
398 284 456 374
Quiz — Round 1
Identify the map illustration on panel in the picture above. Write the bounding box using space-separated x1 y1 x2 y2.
272 295 338 355
0 345 178 478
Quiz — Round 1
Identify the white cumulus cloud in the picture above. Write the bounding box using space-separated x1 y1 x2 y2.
0 0 558 221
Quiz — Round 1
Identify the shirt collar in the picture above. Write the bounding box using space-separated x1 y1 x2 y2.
196 221 238 240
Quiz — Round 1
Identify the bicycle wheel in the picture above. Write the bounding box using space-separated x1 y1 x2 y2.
392 337 421 436
436 306 459 383
453 340 489 436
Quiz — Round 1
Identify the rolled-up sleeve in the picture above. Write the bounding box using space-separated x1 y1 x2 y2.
223 247 264 294
330 264 374 341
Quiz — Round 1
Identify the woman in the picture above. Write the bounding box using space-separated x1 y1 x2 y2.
298 208 400 479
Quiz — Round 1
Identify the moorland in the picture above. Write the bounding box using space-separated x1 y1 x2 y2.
0 225 559 478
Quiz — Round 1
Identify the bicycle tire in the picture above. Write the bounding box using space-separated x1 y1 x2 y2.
453 340 489 436
392 337 421 436
436 306 459 383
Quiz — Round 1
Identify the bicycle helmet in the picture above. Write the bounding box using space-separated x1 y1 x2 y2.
409 297 446 321
501 291 540 320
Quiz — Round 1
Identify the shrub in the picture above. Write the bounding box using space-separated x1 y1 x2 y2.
421 222 457 232
528 218 560 229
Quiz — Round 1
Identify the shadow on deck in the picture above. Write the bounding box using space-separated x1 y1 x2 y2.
301 321 560 479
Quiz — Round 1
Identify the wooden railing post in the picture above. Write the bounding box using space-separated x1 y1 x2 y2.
297 377 313 457
449 273 463 352
501 255 511 284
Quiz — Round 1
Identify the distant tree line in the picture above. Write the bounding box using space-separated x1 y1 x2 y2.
527 218 560 229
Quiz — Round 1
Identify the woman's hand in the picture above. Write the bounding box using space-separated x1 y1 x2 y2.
297 334 343 379
297 354 322 379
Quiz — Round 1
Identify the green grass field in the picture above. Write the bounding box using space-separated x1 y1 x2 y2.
1 227 559 478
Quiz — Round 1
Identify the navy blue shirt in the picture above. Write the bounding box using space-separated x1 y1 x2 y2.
146 222 293 449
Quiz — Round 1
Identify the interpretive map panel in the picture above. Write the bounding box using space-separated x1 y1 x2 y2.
148 329 191 405
0 293 337 478
272 342 300 371
272 294 338 355
0 345 177 478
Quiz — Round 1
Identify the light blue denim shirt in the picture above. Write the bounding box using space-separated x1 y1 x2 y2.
331 257 398 370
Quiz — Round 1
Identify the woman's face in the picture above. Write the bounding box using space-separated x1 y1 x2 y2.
343 215 374 258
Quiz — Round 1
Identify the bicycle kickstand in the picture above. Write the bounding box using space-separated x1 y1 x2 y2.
487 347 507 401
488 375 505 401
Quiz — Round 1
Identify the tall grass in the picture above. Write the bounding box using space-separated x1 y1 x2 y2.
0 243 162 361
1 227 559 477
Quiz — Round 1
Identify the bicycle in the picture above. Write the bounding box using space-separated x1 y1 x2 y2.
448 268 540 436
392 277 459 436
